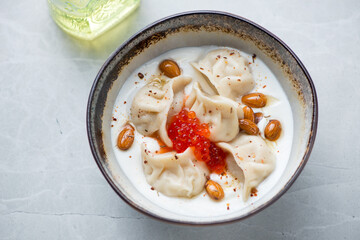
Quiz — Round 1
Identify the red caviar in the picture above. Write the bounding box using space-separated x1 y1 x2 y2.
167 109 226 173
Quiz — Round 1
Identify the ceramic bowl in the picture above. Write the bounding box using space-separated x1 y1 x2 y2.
87 11 318 225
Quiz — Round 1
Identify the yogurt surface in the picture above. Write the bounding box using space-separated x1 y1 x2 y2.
110 46 293 217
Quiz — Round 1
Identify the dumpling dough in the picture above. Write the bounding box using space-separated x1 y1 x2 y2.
142 144 209 198
185 82 244 142
131 76 191 147
192 48 255 100
218 134 276 201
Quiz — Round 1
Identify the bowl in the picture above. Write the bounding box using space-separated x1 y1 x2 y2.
87 11 318 225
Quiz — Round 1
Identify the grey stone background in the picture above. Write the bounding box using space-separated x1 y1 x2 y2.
1 0 359 239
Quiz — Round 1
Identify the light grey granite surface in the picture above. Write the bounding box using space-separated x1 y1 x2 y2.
1 0 359 239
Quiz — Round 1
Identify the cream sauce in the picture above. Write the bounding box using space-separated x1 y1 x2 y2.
110 46 293 217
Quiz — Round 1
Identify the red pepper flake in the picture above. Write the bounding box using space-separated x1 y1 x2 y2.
135 82 139 85
112 117 117 121
129 155 132 158
248 62 252 65
263 85 267 88
151 187 155 191
138 72 144 79
200 67 204 70
233 188 236 192
124 101 127 104
111 125 114 127
226 203 230 210
250 188 258 197
230 52 235 55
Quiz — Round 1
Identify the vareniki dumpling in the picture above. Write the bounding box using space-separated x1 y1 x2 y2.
185 82 243 142
142 144 209 198
131 76 191 147
218 134 276 201
192 48 255 100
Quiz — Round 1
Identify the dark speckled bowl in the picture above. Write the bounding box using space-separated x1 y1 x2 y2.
87 11 318 225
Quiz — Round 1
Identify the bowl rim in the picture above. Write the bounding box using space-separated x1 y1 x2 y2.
86 10 318 226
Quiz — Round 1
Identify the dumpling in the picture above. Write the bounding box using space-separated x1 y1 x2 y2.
131 76 191 147
217 134 276 201
185 82 243 142
192 48 255 100
166 75 191 119
141 144 209 198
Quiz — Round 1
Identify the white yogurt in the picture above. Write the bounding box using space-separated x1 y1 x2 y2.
110 46 293 217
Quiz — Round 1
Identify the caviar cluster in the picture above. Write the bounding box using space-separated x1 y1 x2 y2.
167 109 226 173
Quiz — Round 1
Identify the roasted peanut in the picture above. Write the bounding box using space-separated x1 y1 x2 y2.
205 180 224 201
159 59 181 78
254 112 264 124
239 119 259 135
117 124 135 150
264 120 282 141
243 106 255 122
241 93 267 108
